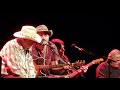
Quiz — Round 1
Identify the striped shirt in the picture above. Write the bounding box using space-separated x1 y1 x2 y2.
0 39 36 78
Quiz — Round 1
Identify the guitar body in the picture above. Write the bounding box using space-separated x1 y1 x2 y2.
33 60 48 76
33 59 88 77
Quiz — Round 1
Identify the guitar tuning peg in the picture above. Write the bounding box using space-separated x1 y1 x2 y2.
82 60 85 65
83 60 85 62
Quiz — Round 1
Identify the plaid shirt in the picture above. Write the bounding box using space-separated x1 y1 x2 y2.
0 39 36 78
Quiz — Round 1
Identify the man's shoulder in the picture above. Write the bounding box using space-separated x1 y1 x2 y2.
1 39 16 48
96 61 108 69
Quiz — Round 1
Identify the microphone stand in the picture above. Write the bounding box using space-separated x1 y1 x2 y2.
48 42 80 77
48 41 67 64
107 59 113 78
72 44 107 59
71 44 107 78
74 45 96 56
37 40 68 64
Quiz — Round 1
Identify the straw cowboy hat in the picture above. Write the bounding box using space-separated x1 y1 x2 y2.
13 25 42 43
36 24 53 37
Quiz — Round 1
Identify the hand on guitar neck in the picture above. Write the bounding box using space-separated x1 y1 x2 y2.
51 65 71 71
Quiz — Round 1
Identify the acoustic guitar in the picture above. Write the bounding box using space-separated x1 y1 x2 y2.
33 60 85 76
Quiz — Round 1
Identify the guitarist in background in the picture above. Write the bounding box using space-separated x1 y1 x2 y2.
51 38 86 78
96 49 120 78
51 39 70 64
32 25 70 78
51 38 72 75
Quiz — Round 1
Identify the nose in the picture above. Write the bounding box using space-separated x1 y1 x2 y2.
62 48 65 51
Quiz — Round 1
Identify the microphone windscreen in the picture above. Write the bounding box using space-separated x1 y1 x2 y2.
71 43 76 47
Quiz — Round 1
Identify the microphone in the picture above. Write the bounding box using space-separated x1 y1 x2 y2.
108 59 116 63
41 39 67 64
47 41 56 49
71 43 76 47
71 43 84 51
42 39 55 48
71 43 95 56
41 39 58 53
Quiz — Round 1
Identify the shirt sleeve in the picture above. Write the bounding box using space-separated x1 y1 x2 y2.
96 62 108 78
1 41 17 75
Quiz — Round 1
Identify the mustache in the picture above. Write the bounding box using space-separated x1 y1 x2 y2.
40 39 49 45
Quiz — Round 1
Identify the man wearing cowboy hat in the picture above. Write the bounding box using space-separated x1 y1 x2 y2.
96 49 120 78
0 25 42 78
32 24 70 78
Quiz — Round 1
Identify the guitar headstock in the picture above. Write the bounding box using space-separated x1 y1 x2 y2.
91 58 104 64
74 60 85 67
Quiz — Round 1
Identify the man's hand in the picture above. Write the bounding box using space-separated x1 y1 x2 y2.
80 66 88 73
63 65 71 70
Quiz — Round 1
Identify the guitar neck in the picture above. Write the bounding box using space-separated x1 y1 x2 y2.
36 61 83 70
85 62 93 68
37 63 68 69
51 62 77 68
52 64 68 68
68 61 93 78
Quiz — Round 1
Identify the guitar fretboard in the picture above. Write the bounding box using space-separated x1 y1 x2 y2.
85 62 93 68
68 58 103 78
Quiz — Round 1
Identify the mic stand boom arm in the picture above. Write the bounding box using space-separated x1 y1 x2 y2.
74 45 95 56
48 41 67 64
48 42 78 73
72 44 107 59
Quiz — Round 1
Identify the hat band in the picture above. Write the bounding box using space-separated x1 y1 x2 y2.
22 33 35 39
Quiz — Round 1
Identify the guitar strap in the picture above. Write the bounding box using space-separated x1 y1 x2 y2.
43 45 47 65
41 45 50 76
35 47 44 65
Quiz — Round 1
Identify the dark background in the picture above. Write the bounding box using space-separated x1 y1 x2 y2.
0 12 119 78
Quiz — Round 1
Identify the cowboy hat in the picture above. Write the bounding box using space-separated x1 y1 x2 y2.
13 25 42 43
36 24 53 37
